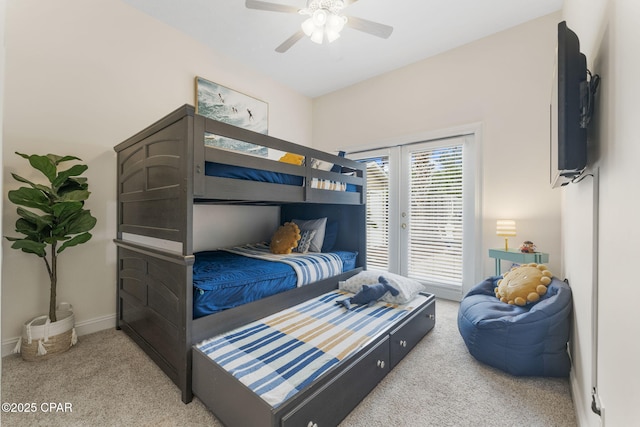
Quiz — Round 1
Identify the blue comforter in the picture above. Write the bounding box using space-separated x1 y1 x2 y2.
193 249 357 318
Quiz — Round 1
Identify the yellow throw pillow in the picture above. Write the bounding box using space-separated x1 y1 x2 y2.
279 152 304 165
495 263 553 306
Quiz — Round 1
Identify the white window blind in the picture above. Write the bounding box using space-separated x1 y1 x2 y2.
363 156 390 270
406 144 464 286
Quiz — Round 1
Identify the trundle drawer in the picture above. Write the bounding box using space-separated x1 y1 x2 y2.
281 336 390 427
389 297 436 368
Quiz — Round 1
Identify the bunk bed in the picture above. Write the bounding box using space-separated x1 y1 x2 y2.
114 105 436 424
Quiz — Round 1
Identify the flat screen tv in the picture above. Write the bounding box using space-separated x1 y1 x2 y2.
550 21 592 188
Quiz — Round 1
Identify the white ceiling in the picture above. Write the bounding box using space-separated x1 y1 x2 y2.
123 0 563 98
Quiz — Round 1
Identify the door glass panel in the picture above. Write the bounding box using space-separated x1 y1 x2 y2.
406 144 464 286
362 156 390 270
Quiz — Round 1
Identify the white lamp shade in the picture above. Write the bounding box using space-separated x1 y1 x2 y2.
301 18 316 36
326 29 341 43
310 29 324 44
326 14 346 32
496 220 516 237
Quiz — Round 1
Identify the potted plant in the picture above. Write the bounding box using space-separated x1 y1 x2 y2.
5 152 97 360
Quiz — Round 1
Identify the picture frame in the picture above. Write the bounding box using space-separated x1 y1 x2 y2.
195 76 269 157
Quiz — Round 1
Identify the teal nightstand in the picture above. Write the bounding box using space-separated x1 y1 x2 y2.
489 249 549 275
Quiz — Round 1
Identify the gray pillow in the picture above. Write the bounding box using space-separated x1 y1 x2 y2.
291 217 327 252
294 229 316 253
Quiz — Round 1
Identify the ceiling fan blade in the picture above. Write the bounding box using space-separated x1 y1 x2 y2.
345 15 394 39
245 0 300 14
275 30 306 53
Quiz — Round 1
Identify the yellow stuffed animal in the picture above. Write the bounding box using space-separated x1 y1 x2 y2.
269 222 301 254
279 152 304 165
495 263 553 306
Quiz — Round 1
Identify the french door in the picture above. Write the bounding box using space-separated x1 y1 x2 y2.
352 134 478 300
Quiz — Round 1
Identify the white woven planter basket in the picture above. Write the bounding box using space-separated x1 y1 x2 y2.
15 302 77 361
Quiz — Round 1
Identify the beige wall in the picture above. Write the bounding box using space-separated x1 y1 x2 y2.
313 12 563 282
563 0 640 425
1 0 312 351
1 0 6 381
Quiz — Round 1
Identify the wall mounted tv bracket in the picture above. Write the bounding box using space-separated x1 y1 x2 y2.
580 70 601 129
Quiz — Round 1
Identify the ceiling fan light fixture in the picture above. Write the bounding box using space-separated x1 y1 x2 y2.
247 0 394 53
298 2 346 45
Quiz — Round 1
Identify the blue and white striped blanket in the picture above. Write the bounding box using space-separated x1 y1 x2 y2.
223 243 343 287
196 290 427 408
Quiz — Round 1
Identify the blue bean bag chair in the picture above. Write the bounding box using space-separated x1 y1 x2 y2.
457 276 572 377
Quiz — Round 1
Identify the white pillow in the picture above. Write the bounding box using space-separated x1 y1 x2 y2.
291 218 327 252
310 159 334 171
339 270 425 304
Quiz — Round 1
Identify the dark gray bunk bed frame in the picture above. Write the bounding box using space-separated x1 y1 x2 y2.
113 104 369 404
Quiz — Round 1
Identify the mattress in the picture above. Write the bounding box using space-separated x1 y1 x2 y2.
193 249 358 318
195 289 429 408
205 162 357 192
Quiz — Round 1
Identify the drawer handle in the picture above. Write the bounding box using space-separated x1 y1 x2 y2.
377 359 385 369
307 422 318 427
400 340 407 348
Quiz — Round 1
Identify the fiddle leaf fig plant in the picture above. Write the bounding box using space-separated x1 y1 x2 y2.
5 152 97 322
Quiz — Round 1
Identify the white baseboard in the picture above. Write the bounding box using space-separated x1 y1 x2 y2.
1 313 117 358
423 283 463 302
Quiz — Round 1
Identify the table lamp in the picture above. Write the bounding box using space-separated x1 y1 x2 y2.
496 220 516 251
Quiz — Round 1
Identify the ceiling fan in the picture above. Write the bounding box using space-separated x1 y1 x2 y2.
245 0 394 53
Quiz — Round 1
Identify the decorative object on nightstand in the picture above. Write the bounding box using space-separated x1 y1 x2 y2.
496 220 516 251
519 240 537 253
488 248 550 276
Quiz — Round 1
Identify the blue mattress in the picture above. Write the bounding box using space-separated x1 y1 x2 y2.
205 162 357 192
193 250 358 318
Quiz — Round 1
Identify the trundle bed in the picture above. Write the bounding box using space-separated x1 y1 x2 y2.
193 289 435 426
114 104 436 424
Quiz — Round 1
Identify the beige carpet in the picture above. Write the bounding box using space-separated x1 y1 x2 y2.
1 299 576 427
